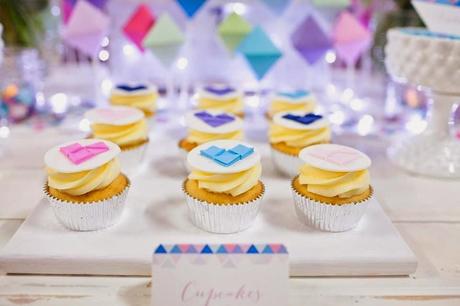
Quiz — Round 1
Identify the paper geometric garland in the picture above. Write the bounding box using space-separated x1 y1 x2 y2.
62 0 108 24
291 15 332 65
218 13 252 54
260 0 291 14
123 4 156 51
176 0 207 18
143 13 185 68
332 11 372 65
237 26 282 80
312 0 351 7
61 0 110 57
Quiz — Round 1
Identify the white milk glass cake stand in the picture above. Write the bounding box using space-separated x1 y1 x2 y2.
385 28 460 178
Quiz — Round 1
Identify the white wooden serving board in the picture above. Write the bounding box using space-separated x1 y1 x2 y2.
0 140 417 277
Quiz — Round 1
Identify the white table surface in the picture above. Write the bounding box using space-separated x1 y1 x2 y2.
1 122 460 305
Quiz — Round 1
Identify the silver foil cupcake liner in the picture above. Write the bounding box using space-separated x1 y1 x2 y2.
271 147 303 177
291 179 373 232
44 178 130 231
120 140 148 177
183 181 265 234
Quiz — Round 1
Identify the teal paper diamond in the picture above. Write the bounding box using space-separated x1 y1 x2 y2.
237 26 282 80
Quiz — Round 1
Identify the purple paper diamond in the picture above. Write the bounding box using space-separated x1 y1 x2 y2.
291 15 332 65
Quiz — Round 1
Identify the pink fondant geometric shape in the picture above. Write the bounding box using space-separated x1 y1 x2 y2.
308 147 360 166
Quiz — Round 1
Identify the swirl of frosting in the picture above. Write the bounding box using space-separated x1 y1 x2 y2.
197 97 244 114
299 164 369 198
110 92 157 114
47 158 121 196
268 100 315 117
188 163 261 196
269 124 331 147
91 119 148 147
186 129 243 145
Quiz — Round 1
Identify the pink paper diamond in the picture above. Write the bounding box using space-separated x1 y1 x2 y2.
123 4 156 51
333 11 371 65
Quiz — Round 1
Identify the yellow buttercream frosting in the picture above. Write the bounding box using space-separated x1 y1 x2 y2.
299 164 369 198
197 97 244 114
188 163 262 196
186 129 243 145
91 119 148 147
268 100 316 117
110 92 157 113
269 124 331 147
47 158 121 196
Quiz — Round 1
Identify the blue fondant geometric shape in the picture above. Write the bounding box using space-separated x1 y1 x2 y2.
229 144 254 159
279 90 309 99
214 150 240 166
200 144 254 167
200 145 225 159
283 113 323 125
154 244 167 254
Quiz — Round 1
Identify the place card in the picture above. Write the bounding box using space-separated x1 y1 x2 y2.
152 243 289 306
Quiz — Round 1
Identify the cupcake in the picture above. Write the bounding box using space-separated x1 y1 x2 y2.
292 144 373 232
267 90 316 119
110 83 158 117
196 84 244 117
179 110 243 168
184 140 264 233
85 106 149 175
44 139 130 231
269 111 331 177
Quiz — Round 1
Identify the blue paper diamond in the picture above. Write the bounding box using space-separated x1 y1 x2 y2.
217 245 228 254
237 26 282 80
283 113 323 125
176 0 207 18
